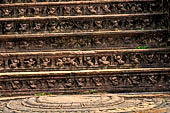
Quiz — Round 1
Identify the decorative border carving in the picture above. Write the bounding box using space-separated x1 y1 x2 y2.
0 68 170 96
0 1 163 18
0 31 168 52
0 49 169 72
0 14 168 35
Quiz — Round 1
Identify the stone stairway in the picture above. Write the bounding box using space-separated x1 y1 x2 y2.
0 0 169 96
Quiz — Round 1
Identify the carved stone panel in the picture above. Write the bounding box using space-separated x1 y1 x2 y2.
0 49 169 72
0 0 169 95
0 68 170 96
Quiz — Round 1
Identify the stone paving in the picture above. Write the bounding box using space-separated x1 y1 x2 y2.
0 92 170 113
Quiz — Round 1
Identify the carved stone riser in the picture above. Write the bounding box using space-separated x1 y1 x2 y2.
0 68 169 96
0 49 169 72
0 31 168 52
0 14 168 35
0 1 163 18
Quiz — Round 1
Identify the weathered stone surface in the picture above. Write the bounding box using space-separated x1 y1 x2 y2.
0 49 170 72
0 0 169 95
0 68 170 96
0 93 170 113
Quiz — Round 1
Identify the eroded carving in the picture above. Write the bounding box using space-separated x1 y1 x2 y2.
9 59 20 69
99 56 110 69
24 58 36 68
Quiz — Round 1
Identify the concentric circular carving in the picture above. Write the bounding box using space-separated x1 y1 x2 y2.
1 93 170 113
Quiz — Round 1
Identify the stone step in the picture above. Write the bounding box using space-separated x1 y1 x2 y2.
0 1 165 18
0 68 170 96
0 48 169 72
0 13 168 35
0 30 168 52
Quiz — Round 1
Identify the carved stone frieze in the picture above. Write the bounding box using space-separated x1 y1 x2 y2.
0 49 169 72
0 1 163 18
0 31 168 52
0 68 169 96
0 14 168 35
0 0 169 96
